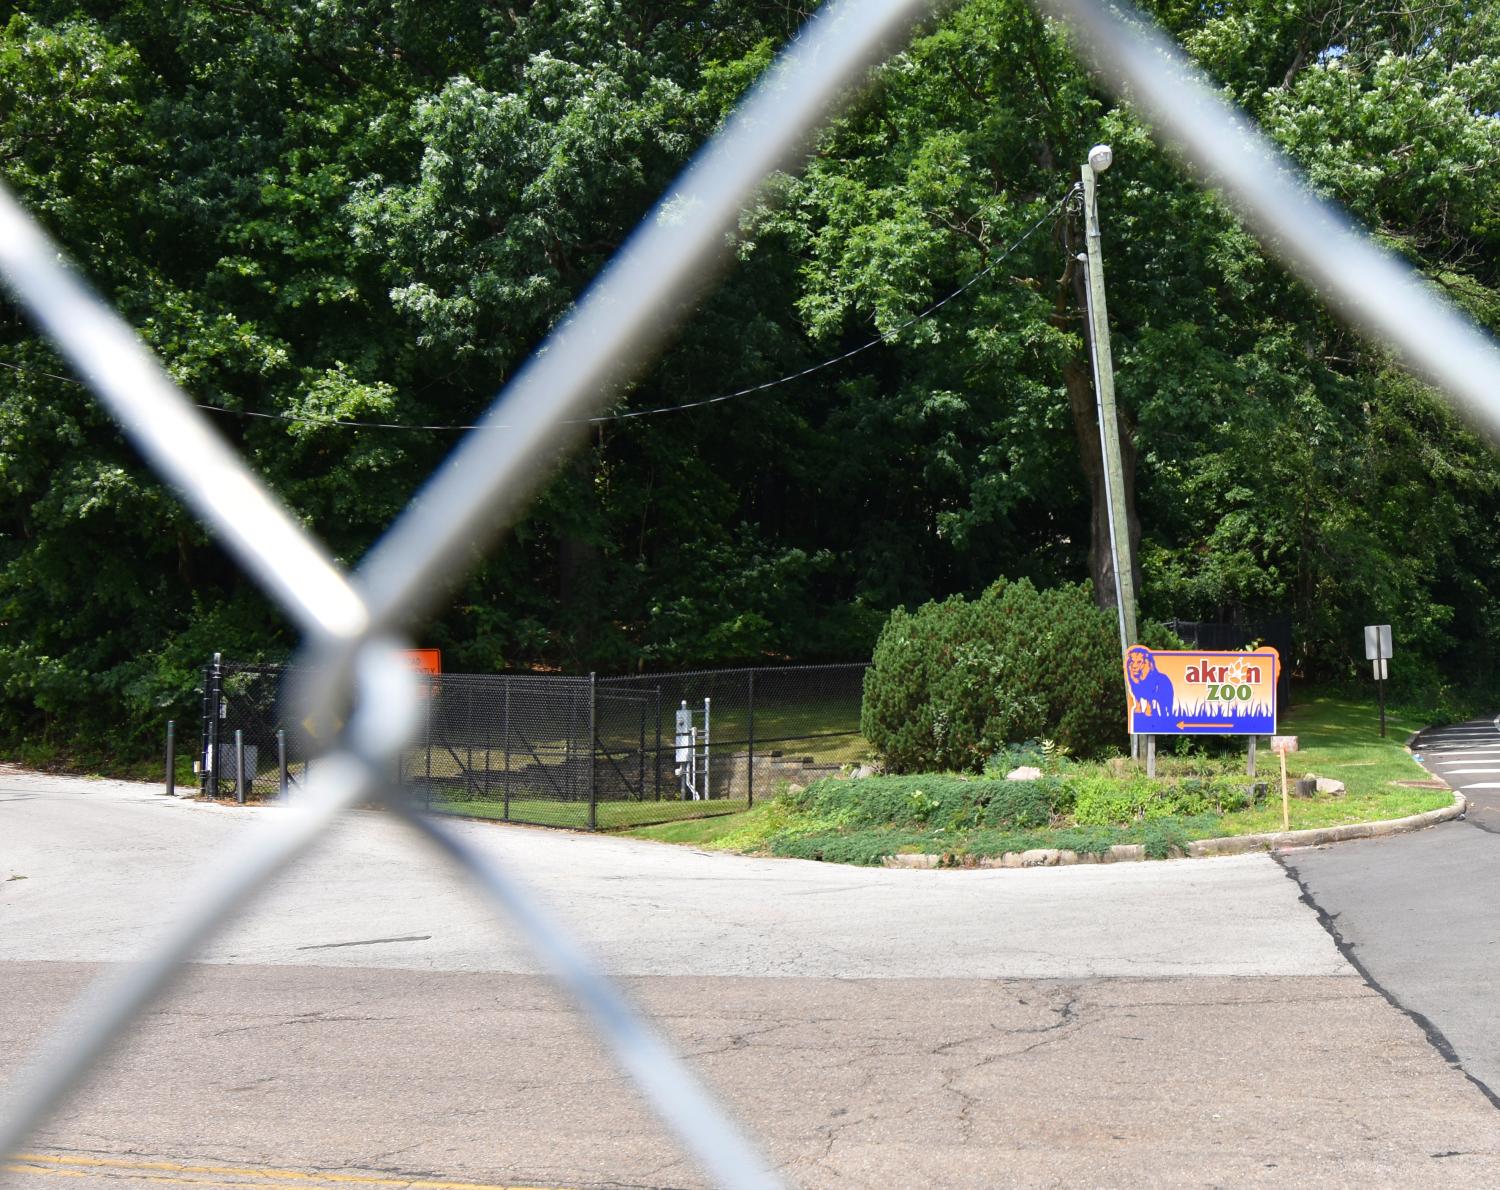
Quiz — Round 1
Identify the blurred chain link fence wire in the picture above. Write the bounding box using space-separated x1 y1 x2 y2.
206 658 870 830
0 0 932 1183
4 0 1500 1182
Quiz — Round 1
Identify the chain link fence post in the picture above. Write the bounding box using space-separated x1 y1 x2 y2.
164 720 175 797
197 664 211 796
207 652 222 799
588 671 598 831
747 671 756 808
503 676 512 821
234 729 246 804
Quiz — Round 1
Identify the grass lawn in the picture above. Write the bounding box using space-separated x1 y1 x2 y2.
429 794 747 830
597 690 868 754
626 693 1454 862
1211 694 1443 833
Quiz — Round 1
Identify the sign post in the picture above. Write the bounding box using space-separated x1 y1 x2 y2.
1271 736 1299 831
1363 625 1392 737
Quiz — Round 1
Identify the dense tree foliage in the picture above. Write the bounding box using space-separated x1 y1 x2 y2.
2 0 1498 756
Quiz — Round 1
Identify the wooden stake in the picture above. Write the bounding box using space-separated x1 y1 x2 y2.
1279 748 1289 832
1271 736 1298 835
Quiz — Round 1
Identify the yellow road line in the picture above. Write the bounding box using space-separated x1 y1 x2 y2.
5 1154 566 1190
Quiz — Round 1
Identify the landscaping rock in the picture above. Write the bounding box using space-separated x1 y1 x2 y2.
1006 765 1043 781
882 853 939 869
1315 777 1346 796
1020 848 1060 866
852 763 878 779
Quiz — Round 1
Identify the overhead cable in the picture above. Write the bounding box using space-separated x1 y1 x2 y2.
0 195 1065 434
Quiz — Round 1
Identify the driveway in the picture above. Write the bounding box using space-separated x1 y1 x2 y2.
3 767 1498 1187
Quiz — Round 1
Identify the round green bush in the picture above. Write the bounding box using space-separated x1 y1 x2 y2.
862 578 1132 771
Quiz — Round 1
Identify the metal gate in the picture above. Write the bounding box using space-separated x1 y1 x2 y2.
594 685 664 805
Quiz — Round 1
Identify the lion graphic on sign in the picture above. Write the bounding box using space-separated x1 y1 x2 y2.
1125 646 1175 719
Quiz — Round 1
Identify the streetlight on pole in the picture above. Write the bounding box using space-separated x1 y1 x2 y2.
1075 144 1140 759
1075 144 1138 654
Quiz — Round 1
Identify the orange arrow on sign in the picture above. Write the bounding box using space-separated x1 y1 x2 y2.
1177 721 1231 730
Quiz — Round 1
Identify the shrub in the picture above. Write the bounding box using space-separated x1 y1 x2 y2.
973 779 1063 829
863 578 1142 771
770 828 933 865
794 774 1068 832
1072 774 1254 824
1072 775 1150 825
860 597 973 773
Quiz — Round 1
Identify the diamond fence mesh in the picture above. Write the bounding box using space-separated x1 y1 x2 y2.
0 2 931 1180
408 673 597 827
201 659 303 802
206 659 870 830
8 0 1500 1180
595 664 870 829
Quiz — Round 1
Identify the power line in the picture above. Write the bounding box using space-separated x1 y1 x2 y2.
0 196 1065 433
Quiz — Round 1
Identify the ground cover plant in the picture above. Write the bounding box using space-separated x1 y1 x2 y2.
628 694 1453 863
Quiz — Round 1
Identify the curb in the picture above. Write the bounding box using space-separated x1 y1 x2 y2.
879 791 1467 869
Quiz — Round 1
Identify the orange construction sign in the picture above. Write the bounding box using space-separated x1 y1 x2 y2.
404 649 441 697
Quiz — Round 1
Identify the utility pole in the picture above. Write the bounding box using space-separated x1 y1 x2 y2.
1077 145 1138 652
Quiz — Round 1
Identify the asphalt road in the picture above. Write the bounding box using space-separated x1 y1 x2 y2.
1280 716 1500 1113
4 766 1500 1188
1413 715 1500 830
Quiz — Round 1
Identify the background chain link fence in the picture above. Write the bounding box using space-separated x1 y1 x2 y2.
596 665 869 828
205 659 871 830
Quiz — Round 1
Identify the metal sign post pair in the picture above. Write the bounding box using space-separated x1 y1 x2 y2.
1124 645 1281 782
1364 624 1393 737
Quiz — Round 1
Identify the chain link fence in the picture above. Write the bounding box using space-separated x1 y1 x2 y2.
595 664 869 829
202 656 870 829
8 0 1500 1181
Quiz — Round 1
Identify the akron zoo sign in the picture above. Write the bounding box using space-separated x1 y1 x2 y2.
1123 646 1280 736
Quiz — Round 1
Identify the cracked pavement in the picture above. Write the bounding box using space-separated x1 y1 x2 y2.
4 767 1500 1187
